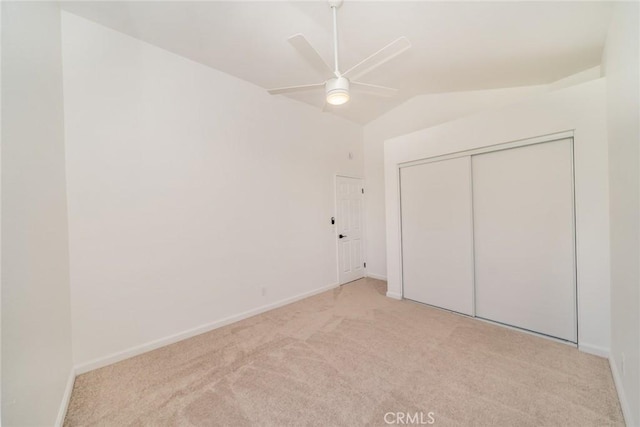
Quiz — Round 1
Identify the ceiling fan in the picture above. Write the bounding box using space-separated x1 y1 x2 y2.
267 0 411 108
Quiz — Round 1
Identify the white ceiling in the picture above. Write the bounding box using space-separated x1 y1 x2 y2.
60 1 613 124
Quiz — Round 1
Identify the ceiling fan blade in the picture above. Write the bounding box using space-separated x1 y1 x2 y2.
351 81 398 97
342 36 411 80
288 33 335 78
267 83 324 95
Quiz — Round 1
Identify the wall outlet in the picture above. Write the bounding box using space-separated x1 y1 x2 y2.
261 286 266 297
621 352 626 375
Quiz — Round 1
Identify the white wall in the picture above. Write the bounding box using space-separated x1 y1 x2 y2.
603 2 640 425
363 85 548 279
1 3 73 425
384 79 611 355
61 13 363 370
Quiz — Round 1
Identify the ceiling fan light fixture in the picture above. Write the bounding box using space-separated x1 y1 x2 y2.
327 90 350 106
326 76 350 105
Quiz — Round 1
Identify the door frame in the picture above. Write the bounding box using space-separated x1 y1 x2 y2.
334 174 366 285
396 130 578 345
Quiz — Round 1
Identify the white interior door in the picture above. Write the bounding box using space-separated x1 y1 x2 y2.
400 157 475 315
472 138 576 342
336 176 364 284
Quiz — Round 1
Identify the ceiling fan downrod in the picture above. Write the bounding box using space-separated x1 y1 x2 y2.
327 0 348 105
330 0 342 76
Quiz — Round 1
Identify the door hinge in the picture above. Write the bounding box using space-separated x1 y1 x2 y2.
361 188 364 194
364 262 367 268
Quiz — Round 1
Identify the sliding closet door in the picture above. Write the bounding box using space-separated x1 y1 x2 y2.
401 157 474 315
472 139 576 342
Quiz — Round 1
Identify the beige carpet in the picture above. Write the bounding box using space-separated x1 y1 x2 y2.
65 278 623 426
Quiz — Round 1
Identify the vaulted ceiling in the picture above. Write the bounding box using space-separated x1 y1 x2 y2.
60 1 613 124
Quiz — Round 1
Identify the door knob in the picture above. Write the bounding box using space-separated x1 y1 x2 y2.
339 234 347 239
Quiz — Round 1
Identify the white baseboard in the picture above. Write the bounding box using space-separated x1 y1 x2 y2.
609 355 632 426
366 272 387 281
579 342 610 358
74 282 339 375
55 368 76 427
386 291 402 300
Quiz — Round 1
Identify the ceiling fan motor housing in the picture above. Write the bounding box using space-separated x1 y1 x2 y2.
326 77 350 105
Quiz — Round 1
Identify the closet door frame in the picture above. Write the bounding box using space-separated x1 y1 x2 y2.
397 130 578 345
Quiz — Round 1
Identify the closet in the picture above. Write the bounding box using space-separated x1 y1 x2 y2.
400 137 576 342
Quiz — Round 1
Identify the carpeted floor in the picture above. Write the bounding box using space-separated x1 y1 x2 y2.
64 278 623 426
